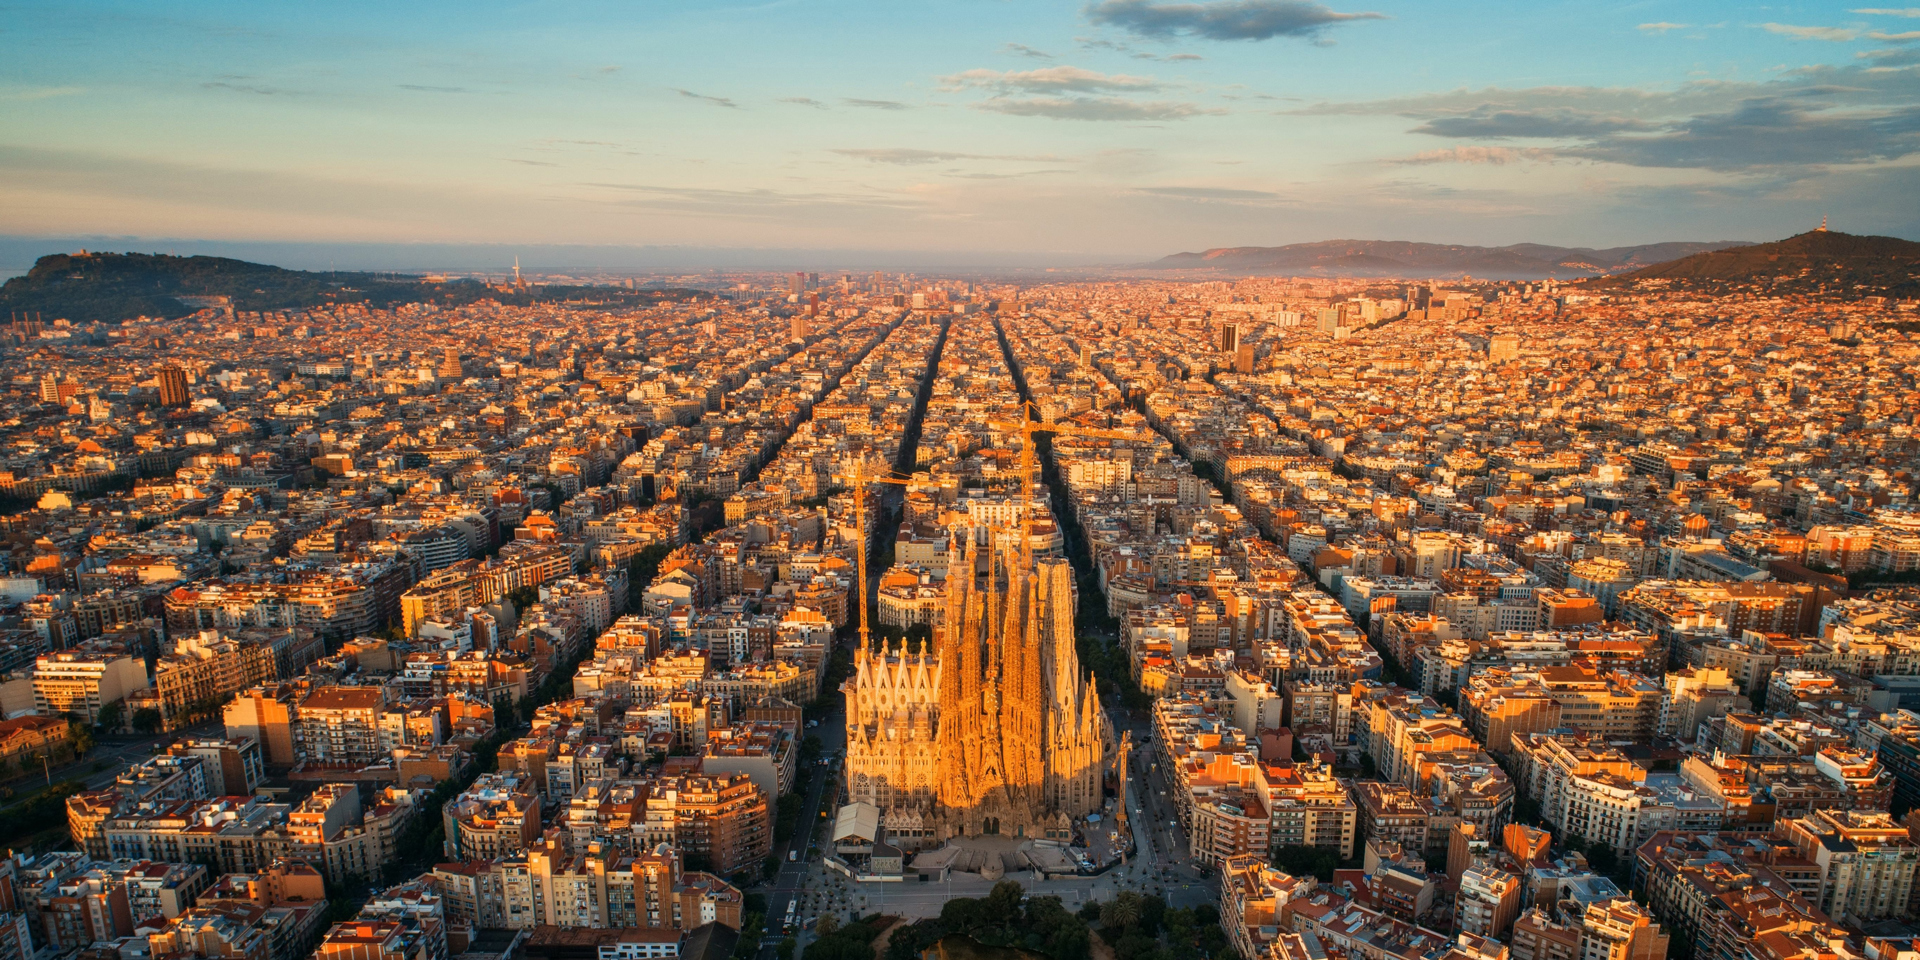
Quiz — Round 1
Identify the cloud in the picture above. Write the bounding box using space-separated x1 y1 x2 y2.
1288 62 1920 172
832 148 1072 165
1083 0 1386 42
940 66 1160 93
1393 146 1557 164
975 96 1223 120
579 182 925 220
1868 29 1920 39
0 86 85 101
1004 43 1054 58
1853 7 1920 15
673 88 738 108
1165 52 1206 60
1135 185 1281 199
1564 98 1920 170
842 98 910 110
595 65 620 75
942 169 1076 179
1637 22 1689 34
778 97 827 108
1412 108 1656 138
1859 45 1920 64
506 159 557 167
1762 23 1862 41
203 80 295 95
398 84 468 93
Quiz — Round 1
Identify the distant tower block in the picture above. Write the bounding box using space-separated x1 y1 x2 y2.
156 365 190 407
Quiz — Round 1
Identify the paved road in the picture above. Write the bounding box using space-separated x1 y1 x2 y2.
757 663 849 957
1 721 223 805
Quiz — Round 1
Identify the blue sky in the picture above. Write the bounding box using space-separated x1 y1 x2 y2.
3 0 1917 262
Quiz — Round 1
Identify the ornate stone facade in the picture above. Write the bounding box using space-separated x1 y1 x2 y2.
844 539 1108 842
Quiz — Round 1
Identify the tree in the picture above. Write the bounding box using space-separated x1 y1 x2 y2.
131 708 163 735
1101 891 1142 931
67 718 95 757
95 699 125 733
815 912 840 937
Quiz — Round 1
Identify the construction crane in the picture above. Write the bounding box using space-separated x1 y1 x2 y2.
835 458 915 652
984 404 1152 565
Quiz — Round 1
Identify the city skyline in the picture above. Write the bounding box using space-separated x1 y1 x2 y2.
6 0 1920 263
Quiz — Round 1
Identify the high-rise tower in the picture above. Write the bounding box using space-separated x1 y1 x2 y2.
156 366 189 407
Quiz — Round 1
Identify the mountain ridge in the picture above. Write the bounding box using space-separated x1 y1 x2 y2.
1584 230 1920 298
0 251 710 324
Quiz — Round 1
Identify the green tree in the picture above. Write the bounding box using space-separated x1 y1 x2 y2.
67 718 95 757
131 708 163 735
816 912 840 937
1101 891 1143 931
95 699 125 732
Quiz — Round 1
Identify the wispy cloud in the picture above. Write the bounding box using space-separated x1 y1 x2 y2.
941 66 1160 94
1761 23 1861 41
398 84 468 93
1852 7 1920 15
832 148 1074 165
204 80 295 96
1004 43 1054 59
1 85 85 101
1135 185 1280 199
977 96 1223 120
842 98 910 110
673 88 738 108
1636 22 1689 34
1084 0 1386 42
1868 29 1920 39
1393 146 1556 164
506 159 557 166
1412 108 1655 138
1285 62 1920 172
778 97 827 108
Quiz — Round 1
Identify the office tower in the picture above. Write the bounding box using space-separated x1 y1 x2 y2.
1219 322 1239 354
156 366 190 407
38 373 59 404
788 273 803 297
790 314 809 340
1236 342 1256 375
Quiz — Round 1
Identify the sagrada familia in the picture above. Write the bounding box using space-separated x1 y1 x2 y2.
843 538 1111 845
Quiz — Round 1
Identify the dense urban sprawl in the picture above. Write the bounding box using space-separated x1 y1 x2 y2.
1 268 1918 960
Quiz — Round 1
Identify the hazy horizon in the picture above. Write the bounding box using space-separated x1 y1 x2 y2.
0 231 1790 283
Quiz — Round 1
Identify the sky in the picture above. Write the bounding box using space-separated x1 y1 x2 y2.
3 0 1918 268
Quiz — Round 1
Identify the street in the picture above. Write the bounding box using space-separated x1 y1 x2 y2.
758 659 849 958
0 721 222 805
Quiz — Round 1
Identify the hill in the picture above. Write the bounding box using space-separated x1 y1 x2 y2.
1146 239 1750 279
0 251 711 324
1584 230 1920 298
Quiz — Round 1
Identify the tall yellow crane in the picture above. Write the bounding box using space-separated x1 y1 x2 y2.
984 404 1152 565
836 458 915 651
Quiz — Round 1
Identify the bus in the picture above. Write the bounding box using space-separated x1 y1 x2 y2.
783 899 798 934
